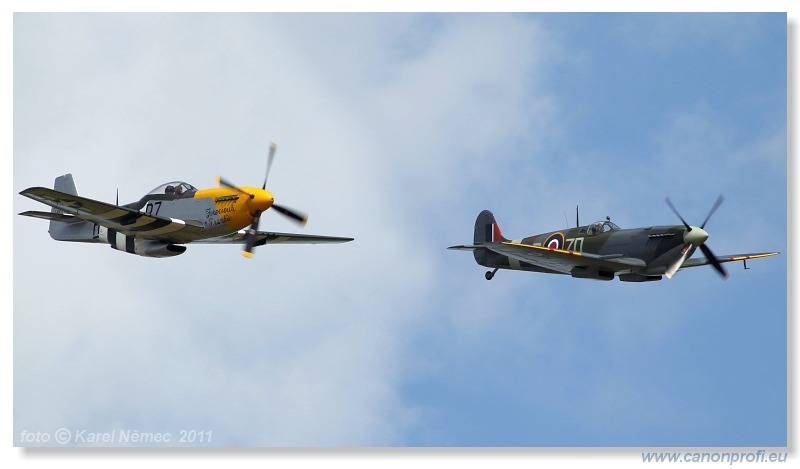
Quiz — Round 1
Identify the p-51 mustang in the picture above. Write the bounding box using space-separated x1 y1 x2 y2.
449 196 778 282
19 144 353 258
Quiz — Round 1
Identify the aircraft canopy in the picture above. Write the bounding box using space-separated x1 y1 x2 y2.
148 181 198 199
587 220 621 235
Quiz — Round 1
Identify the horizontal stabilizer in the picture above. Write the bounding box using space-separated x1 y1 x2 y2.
447 244 485 251
19 210 84 224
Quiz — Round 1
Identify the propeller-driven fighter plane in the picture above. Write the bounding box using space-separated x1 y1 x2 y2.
449 196 777 282
19 143 353 258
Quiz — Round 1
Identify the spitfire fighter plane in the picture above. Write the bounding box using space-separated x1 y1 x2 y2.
449 196 778 282
19 144 353 258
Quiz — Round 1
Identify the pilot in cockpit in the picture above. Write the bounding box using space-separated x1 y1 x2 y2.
163 184 184 198
588 222 604 235
157 182 195 199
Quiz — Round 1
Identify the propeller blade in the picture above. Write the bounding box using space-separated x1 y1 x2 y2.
242 211 261 258
664 196 692 231
700 194 724 229
217 175 253 198
664 194 729 280
262 142 277 190
665 244 690 279
222 140 310 257
700 243 728 280
273 204 308 226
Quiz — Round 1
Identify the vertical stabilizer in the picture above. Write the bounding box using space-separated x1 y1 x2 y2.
474 210 507 244
53 173 78 197
471 210 507 268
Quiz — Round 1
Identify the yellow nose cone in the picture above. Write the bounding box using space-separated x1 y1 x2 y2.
245 188 274 215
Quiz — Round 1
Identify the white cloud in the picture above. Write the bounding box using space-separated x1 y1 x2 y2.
14 12 556 446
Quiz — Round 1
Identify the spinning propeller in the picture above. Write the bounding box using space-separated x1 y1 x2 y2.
217 142 308 258
663 194 728 280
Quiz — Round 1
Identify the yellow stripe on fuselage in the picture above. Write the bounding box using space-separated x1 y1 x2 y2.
502 241 583 257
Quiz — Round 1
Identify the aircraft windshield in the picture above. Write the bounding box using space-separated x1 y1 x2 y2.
147 181 198 199
587 220 621 235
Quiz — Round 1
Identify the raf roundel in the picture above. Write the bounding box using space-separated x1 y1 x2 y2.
544 232 565 250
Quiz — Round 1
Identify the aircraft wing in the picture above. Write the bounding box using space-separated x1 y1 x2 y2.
192 230 354 245
19 186 206 241
461 241 647 275
679 251 779 269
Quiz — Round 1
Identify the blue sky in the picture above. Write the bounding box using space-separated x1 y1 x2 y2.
6 5 791 463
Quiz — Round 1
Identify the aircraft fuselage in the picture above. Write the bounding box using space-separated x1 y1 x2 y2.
475 224 695 279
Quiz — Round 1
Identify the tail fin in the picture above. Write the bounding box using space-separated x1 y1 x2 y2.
47 174 97 242
474 210 507 244
54 173 78 197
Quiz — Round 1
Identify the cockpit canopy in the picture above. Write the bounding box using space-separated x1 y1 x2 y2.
586 220 621 236
147 181 198 199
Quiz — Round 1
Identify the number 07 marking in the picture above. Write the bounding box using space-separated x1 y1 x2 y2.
145 201 162 215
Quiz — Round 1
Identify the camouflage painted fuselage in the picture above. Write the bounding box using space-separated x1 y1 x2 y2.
475 223 692 278
465 209 697 281
454 209 778 282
